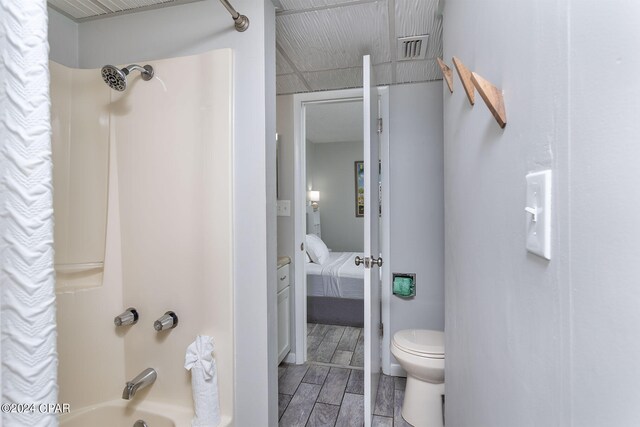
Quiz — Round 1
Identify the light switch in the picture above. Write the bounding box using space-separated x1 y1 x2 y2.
277 200 291 217
525 170 552 260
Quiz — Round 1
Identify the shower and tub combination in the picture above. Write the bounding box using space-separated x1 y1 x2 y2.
52 49 235 426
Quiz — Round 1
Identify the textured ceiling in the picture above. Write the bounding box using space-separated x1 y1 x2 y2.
48 0 442 93
306 100 363 143
47 0 204 21
276 0 443 95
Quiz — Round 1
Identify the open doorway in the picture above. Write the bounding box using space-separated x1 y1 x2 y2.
277 80 400 426
304 99 367 369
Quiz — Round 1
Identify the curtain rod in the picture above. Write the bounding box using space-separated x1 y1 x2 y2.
219 0 250 32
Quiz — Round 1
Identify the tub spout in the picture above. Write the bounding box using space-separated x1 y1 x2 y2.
122 368 157 400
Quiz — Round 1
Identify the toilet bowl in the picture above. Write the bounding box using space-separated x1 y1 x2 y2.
391 329 444 427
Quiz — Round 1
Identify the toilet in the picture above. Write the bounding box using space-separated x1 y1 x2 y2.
391 329 445 427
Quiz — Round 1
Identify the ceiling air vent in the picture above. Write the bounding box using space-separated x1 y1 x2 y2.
397 35 429 61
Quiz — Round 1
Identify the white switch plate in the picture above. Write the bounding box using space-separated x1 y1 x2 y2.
525 170 552 260
277 200 291 217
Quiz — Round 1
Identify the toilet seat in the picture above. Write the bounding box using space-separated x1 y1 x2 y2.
392 329 444 359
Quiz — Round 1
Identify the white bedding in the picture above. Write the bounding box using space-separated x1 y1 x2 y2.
306 252 365 299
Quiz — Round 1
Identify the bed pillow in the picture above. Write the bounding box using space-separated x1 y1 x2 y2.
306 234 330 265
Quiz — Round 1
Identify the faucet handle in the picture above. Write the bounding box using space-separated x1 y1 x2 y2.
114 307 139 327
154 311 178 331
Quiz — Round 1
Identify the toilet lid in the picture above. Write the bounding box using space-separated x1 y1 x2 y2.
393 329 444 357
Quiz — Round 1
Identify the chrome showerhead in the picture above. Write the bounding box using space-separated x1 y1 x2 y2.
101 64 154 92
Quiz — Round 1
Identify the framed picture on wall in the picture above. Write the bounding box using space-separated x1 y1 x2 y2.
355 161 365 217
355 161 382 218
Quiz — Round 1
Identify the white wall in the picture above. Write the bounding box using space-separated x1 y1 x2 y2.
277 94 296 272
569 3 640 426
309 141 364 252
306 138 315 190
264 2 278 423
48 1 277 423
276 95 299 358
445 2 640 425
443 0 571 426
386 82 444 372
48 7 78 67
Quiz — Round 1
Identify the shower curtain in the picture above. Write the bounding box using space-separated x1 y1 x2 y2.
0 1 59 426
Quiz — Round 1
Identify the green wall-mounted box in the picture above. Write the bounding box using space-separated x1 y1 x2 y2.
392 273 416 298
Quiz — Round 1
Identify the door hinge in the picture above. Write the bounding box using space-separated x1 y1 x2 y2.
377 118 383 134
379 322 384 336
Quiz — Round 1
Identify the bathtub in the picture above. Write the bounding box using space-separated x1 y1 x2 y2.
59 399 232 427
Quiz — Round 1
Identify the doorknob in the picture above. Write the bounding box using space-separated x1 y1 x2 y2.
370 256 383 267
356 256 381 267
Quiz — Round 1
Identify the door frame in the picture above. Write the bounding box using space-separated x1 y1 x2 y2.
291 87 390 366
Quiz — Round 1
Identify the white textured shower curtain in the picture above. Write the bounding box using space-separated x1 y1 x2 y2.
0 1 59 426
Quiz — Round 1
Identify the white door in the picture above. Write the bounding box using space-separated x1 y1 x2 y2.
362 54 382 427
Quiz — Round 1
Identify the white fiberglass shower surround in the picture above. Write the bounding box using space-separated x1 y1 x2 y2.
52 50 235 425
0 1 236 422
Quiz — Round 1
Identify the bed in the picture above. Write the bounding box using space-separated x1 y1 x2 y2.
306 251 365 327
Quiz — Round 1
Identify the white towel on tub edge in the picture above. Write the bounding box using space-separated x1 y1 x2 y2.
185 335 221 427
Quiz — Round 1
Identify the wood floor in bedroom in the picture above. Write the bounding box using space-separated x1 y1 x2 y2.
277 323 411 426
307 323 364 367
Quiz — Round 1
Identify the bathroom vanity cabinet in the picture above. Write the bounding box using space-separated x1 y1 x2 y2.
277 259 291 364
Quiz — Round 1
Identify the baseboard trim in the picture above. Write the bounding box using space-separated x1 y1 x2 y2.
286 352 405 375
386 363 406 377
283 352 297 364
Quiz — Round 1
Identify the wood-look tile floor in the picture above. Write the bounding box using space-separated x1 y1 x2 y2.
307 323 364 368
278 323 410 426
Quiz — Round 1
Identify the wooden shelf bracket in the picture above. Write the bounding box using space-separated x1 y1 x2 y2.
437 58 454 93
452 56 475 105
471 72 507 129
